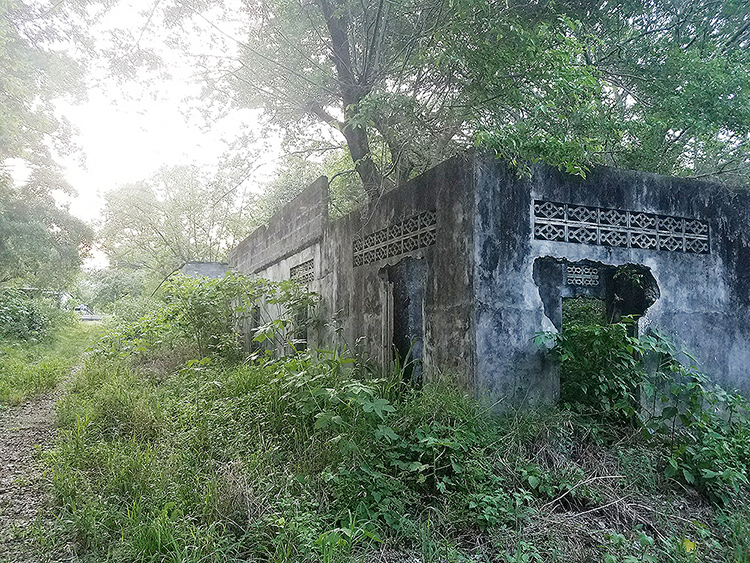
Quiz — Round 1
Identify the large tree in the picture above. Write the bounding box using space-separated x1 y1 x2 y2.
99 165 257 279
222 0 750 185
89 0 750 204
0 175 92 288
0 0 93 288
453 0 750 181
148 0 463 199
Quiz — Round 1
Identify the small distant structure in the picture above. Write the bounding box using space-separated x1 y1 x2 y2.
180 262 230 279
74 304 101 322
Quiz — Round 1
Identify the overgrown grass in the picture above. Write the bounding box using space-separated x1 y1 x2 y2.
45 352 750 562
37 275 750 562
0 320 102 406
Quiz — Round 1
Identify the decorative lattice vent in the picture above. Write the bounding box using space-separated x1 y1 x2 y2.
353 211 437 267
534 200 709 254
567 265 599 286
290 259 314 284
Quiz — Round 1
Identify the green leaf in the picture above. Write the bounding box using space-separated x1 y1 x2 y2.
374 424 399 443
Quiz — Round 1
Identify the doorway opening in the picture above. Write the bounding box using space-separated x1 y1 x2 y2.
380 257 427 384
534 258 660 336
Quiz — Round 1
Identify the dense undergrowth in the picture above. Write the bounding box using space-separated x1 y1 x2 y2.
34 275 750 562
0 290 101 406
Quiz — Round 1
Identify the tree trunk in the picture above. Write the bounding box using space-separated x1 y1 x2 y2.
319 0 386 201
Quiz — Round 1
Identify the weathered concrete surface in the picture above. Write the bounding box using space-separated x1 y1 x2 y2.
228 176 328 275
473 160 750 400
472 159 561 407
320 156 477 388
230 153 750 405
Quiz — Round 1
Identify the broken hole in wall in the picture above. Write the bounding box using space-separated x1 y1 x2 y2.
533 257 660 336
607 264 660 334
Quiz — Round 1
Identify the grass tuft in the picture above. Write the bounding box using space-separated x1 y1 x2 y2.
0 321 101 406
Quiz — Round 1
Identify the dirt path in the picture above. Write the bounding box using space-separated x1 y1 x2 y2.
0 388 73 563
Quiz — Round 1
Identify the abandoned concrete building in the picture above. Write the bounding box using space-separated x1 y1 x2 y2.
228 153 750 406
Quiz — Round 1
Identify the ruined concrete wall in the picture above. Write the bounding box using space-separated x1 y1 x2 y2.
229 152 750 404
472 154 750 402
229 158 476 386
249 243 322 350
228 178 327 353
321 156 476 387
228 177 328 274
472 159 559 407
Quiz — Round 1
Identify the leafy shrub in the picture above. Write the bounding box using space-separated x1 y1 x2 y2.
95 273 319 363
539 322 642 420
109 295 164 324
540 324 750 503
0 289 51 341
45 274 750 561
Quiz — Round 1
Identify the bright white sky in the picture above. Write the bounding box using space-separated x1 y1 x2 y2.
56 90 270 224
52 0 276 225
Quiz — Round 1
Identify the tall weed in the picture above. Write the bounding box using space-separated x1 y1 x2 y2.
42 274 750 562
0 320 100 405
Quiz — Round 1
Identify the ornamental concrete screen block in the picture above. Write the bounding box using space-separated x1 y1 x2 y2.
230 153 750 408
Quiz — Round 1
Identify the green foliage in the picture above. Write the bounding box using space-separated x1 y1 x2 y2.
108 295 163 324
0 353 65 406
76 268 145 312
562 297 605 327
98 165 257 279
37 276 750 561
541 322 641 419
717 509 750 563
79 0 750 206
540 324 750 504
47 296 541 560
0 289 51 341
259 150 368 220
0 0 84 164
0 319 100 405
635 334 750 504
447 10 605 177
95 273 319 363
455 0 750 184
0 179 93 288
46 338 750 561
0 0 92 287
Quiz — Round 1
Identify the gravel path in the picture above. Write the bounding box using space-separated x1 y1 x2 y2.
0 388 73 563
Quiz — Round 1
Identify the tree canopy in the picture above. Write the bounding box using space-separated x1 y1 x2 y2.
474 0 750 181
99 165 257 280
136 0 750 198
0 176 92 288
0 0 93 288
4 0 749 291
